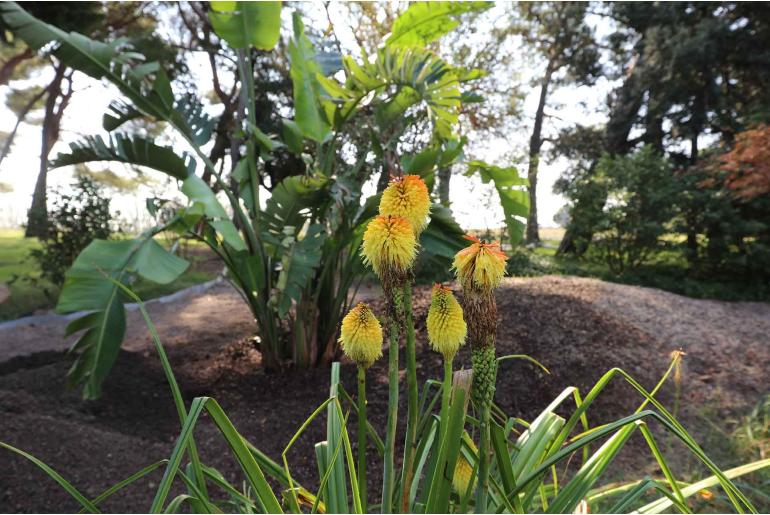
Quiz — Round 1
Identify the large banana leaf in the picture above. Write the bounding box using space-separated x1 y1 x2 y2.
58 237 189 399
181 175 247 251
208 1 282 50
318 47 461 139
102 100 143 131
261 174 329 243
0 3 212 146
467 160 530 247
49 134 245 252
275 224 326 317
420 203 467 259
386 1 492 47
49 134 195 180
289 13 331 142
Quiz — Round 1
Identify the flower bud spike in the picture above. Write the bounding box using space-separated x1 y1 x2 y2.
452 235 508 292
361 215 417 290
339 303 383 369
426 284 467 361
379 175 431 235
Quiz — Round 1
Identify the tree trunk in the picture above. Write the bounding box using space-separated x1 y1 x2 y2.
0 47 33 86
0 87 47 169
525 60 555 245
437 166 451 206
26 64 69 238
558 47 648 256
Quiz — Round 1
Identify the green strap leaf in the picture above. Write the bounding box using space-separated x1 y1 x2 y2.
0 442 100 513
151 397 283 514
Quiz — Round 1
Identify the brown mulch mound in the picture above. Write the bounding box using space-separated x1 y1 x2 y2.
1 277 768 512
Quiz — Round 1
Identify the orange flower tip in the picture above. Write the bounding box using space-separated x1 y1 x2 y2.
452 238 508 291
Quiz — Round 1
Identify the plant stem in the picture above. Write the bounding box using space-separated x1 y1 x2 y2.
440 359 453 443
400 281 418 512
475 403 491 514
381 291 402 513
357 366 368 512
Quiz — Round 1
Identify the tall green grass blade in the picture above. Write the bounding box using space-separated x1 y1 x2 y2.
79 460 167 511
177 470 218 513
150 397 282 513
339 385 385 454
314 419 347 514
164 494 196 513
315 442 330 510
490 420 523 512
0 442 100 513
202 467 259 512
605 478 687 514
426 387 467 513
325 362 349 513
637 422 690 512
547 424 637 513
638 459 770 514
108 279 207 497
496 354 550 374
333 399 364 514
409 419 439 508
282 397 335 511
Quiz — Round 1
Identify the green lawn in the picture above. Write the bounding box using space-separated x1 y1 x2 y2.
0 229 218 322
511 238 770 302
0 229 60 321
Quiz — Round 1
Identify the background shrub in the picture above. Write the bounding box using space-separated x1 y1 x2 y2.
30 176 116 287
591 146 679 274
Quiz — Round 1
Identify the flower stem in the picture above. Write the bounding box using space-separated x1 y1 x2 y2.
475 402 491 513
381 290 402 513
357 365 368 512
440 358 453 443
400 281 418 512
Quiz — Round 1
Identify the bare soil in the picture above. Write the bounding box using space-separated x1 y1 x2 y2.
1 276 769 513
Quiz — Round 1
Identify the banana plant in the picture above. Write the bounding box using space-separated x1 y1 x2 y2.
467 160 530 247
0 1 481 397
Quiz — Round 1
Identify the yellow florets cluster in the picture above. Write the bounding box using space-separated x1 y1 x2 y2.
453 437 478 495
339 303 383 369
426 284 467 361
452 235 507 292
361 215 417 278
379 175 431 235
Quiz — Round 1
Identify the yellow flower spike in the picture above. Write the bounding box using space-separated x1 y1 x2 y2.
361 215 417 280
339 303 383 369
452 235 508 292
453 436 478 495
379 175 431 235
427 284 467 361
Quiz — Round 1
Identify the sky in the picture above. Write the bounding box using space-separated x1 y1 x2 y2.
0 2 613 233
